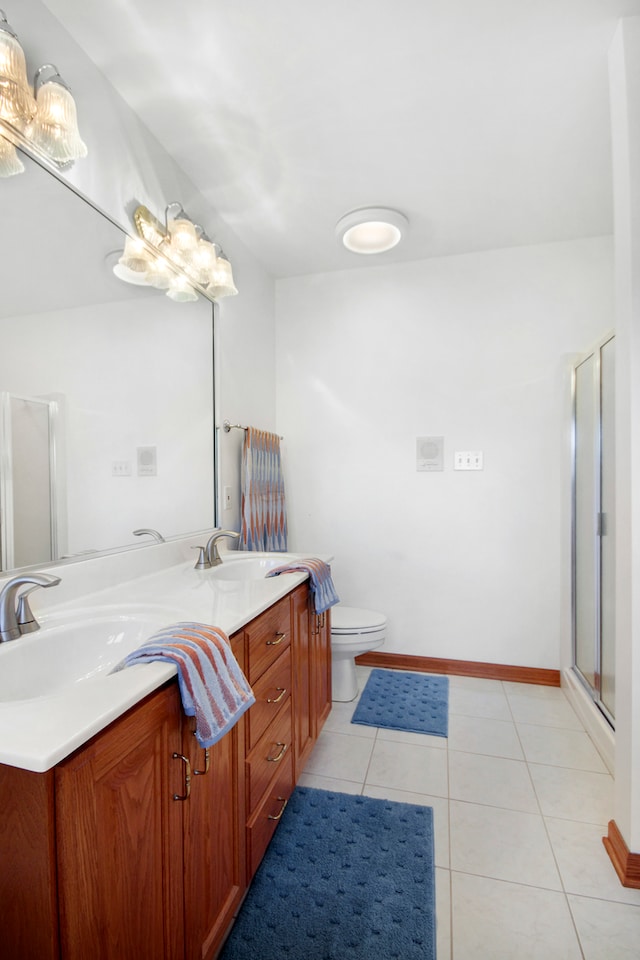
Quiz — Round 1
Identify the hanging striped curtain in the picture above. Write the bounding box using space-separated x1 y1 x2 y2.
239 428 288 551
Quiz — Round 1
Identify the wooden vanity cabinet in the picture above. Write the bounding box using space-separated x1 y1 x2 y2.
0 581 333 960
55 683 185 960
181 630 247 960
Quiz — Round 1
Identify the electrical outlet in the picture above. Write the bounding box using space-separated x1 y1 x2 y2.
112 460 132 477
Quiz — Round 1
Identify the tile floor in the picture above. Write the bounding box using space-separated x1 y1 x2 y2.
298 667 640 959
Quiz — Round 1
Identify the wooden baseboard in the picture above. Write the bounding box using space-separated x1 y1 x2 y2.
603 820 640 888
354 651 561 687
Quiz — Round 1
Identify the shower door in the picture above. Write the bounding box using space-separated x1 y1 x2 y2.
572 334 615 725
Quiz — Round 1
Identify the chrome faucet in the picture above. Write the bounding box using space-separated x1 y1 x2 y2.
133 528 165 543
0 574 61 642
206 530 240 566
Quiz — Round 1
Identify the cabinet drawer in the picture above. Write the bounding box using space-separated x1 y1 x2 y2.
246 700 292 815
245 596 291 684
246 647 292 752
246 755 294 878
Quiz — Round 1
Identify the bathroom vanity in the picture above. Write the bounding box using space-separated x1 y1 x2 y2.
0 567 331 960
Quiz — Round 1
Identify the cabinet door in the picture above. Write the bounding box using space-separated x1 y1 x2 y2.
291 583 314 779
55 684 185 960
314 608 332 732
183 631 247 960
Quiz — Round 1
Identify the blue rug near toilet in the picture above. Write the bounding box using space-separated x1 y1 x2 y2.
219 786 436 960
351 668 449 737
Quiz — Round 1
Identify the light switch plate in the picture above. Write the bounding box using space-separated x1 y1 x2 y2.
454 450 483 470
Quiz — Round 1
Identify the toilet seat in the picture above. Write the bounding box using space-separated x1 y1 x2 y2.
331 606 387 635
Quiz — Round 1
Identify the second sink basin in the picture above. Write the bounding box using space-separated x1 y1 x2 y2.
0 604 183 703
210 552 302 581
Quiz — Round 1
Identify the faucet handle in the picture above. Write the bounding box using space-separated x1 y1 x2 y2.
192 546 211 570
16 589 39 634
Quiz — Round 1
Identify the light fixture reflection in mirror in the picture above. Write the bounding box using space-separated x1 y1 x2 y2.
25 64 88 164
126 203 238 303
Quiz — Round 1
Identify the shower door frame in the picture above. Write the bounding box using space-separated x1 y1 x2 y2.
571 331 615 728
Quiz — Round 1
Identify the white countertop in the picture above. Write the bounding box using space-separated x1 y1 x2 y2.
0 545 327 773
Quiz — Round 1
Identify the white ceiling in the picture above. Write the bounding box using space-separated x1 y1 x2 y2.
43 0 640 278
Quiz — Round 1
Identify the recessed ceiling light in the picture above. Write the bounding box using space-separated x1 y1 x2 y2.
335 207 409 255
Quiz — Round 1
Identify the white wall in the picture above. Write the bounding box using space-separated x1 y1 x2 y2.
609 16 640 855
276 237 612 670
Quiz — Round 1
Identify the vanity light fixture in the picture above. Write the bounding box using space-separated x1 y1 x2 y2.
335 207 409 255
0 10 87 176
0 9 36 124
25 64 87 164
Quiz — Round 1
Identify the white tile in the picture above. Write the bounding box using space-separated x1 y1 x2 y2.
569 894 640 960
545 818 640 906
452 872 583 959
375 725 448 749
529 764 614 823
324 699 378 738
449 800 562 889
448 675 506 693
448 714 524 760
449 686 512 721
448 750 539 813
303 730 374 783
365 738 449 798
435 867 452 960
517 723 608 772
507 694 584 730
296 772 363 795
363 785 450 868
503 681 569 701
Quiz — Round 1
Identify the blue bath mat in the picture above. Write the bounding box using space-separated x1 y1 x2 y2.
219 787 435 960
351 669 449 737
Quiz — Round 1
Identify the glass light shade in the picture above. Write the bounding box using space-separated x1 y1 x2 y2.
26 77 87 162
191 238 217 285
112 236 154 286
166 275 198 302
0 24 36 123
146 256 173 290
167 217 198 266
0 133 23 176
208 252 238 298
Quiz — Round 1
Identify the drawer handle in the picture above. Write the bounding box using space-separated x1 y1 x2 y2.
266 632 287 646
266 687 287 704
268 796 288 821
267 741 288 763
172 752 191 801
192 732 210 777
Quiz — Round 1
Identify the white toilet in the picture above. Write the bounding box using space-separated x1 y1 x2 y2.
330 605 387 702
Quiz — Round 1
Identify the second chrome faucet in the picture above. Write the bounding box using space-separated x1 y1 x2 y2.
193 530 240 569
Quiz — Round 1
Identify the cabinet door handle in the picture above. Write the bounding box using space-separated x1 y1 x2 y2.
267 796 288 821
266 687 287 704
266 631 287 646
267 741 287 763
172 752 191 800
192 732 210 777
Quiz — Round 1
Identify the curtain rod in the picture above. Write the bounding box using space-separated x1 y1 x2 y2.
222 419 284 438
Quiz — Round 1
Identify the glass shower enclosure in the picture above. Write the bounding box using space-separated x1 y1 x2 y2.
572 333 615 726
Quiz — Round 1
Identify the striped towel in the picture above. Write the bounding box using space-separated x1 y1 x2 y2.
266 558 340 614
119 622 255 747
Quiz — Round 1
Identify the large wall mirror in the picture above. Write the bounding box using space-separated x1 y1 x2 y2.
0 149 216 572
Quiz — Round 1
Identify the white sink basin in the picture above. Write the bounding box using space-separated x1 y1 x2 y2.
0 604 183 703
210 552 302 581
